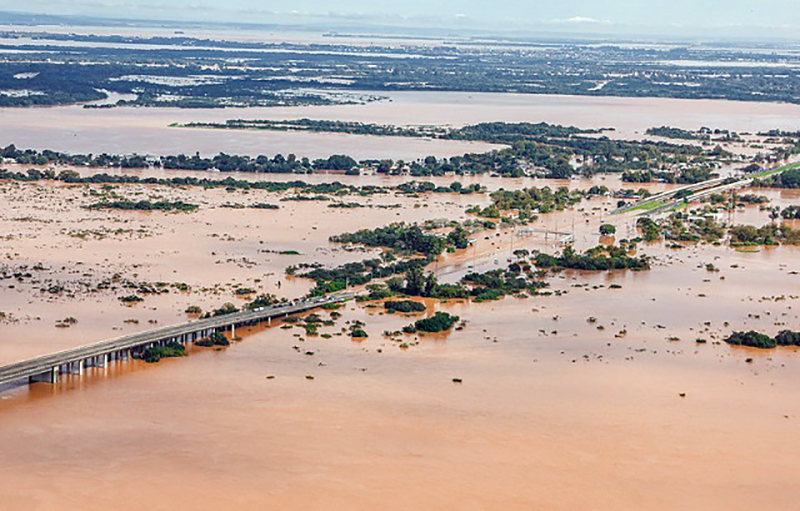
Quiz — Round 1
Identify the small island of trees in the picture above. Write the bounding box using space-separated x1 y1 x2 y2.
725 330 800 349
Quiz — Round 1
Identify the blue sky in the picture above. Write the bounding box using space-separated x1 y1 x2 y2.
2 0 798 38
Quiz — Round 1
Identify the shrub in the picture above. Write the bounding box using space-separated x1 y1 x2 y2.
139 341 187 363
204 303 239 317
384 300 427 313
197 332 230 347
599 224 617 236
411 312 460 333
210 332 230 346
775 330 800 346
724 331 776 349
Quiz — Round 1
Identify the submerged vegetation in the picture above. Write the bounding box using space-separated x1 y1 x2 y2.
728 224 800 246
0 166 485 199
0 115 734 180
87 200 198 212
182 119 606 144
622 167 719 184
781 206 800 219
136 341 187 363
724 330 800 349
195 332 230 347
753 167 800 189
384 300 427 313
635 209 799 247
637 213 726 244
299 258 429 296
461 266 550 302
534 245 650 271
403 312 461 334
646 126 712 141
330 223 468 257
468 185 608 220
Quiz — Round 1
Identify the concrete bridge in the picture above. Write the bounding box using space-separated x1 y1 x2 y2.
613 162 799 217
0 292 356 388
611 175 733 215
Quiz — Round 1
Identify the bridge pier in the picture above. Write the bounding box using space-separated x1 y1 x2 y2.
85 355 107 368
60 362 81 375
29 367 59 384
2 293 355 390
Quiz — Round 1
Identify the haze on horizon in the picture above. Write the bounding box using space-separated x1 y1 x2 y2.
1 0 798 40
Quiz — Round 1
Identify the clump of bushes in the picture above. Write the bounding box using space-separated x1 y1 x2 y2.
203 303 239 318
195 332 230 347
349 320 368 338
724 330 800 349
88 200 198 212
729 224 800 246
404 312 460 334
384 300 427 313
138 341 187 363
535 245 649 271
351 328 368 338
599 224 617 236
245 294 281 310
775 330 800 346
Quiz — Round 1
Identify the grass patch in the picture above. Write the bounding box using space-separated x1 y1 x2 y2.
628 200 669 212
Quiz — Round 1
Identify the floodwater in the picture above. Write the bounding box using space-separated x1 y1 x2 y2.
3 91 800 160
0 98 502 161
3 160 659 192
1 140 800 508
0 194 799 510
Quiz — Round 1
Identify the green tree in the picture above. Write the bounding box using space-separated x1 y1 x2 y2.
600 224 617 236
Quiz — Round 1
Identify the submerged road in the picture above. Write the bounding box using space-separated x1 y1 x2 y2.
0 292 357 388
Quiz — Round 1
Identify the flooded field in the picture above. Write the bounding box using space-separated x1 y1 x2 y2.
0 294 798 510
1 89 800 509
0 174 798 509
3 92 800 160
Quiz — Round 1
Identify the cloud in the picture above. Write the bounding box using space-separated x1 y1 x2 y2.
554 16 611 25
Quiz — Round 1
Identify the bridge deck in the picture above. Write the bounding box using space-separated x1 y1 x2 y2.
0 293 356 387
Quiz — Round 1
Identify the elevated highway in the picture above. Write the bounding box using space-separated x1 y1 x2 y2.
613 162 799 217
0 292 357 388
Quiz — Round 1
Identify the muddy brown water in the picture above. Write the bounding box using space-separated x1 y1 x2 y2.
0 171 799 510
3 91 800 160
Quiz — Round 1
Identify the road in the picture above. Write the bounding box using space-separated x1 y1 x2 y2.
613 162 798 217
0 292 358 388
